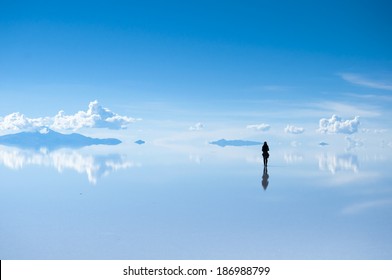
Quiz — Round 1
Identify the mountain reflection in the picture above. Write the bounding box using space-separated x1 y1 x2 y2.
318 153 359 174
0 146 139 184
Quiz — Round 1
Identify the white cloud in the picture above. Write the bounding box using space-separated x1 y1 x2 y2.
284 125 305 134
318 115 360 134
340 73 392 91
0 112 50 131
189 122 203 131
246 123 270 131
0 100 138 131
52 100 137 130
362 128 388 134
374 129 388 134
314 101 380 118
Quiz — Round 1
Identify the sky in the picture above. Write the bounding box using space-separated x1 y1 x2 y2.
1 1 392 260
1 0 392 145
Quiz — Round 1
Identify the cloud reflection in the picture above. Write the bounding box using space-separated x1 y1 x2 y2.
284 153 304 164
318 153 359 174
0 147 139 184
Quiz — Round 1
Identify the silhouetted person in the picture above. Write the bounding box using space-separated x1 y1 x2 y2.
262 166 269 190
262 141 269 166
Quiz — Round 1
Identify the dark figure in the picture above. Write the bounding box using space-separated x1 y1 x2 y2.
262 166 269 190
262 141 269 166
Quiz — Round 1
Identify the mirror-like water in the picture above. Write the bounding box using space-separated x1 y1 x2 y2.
1 142 391 260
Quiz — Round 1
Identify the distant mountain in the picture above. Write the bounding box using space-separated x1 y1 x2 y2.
210 139 262 147
0 129 121 149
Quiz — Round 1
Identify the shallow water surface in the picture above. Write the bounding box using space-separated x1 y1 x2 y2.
0 143 391 259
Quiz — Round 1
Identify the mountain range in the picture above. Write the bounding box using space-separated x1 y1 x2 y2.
210 139 262 147
0 128 121 149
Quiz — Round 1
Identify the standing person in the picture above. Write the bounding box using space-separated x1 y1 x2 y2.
262 141 269 166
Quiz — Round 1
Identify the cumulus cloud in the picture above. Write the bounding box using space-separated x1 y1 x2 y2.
0 100 138 131
246 123 270 131
285 125 305 134
318 115 360 134
189 122 203 131
52 100 137 130
0 113 50 131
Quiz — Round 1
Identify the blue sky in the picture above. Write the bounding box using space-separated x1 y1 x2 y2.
1 2 392 260
1 0 392 141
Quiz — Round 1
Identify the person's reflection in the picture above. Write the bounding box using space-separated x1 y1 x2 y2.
262 166 269 190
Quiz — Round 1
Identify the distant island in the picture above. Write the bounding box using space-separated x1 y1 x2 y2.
134 139 145 145
210 139 262 147
0 128 121 149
